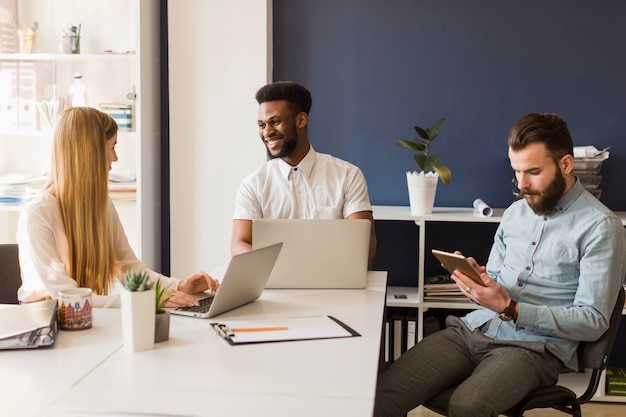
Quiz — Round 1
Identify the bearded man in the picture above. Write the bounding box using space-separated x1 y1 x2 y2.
374 113 626 417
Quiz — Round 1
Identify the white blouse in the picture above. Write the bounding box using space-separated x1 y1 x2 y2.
16 192 180 307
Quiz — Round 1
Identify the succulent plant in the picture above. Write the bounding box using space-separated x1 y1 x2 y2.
123 270 173 313
122 270 153 292
396 117 452 185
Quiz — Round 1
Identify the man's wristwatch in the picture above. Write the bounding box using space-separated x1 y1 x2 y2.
498 299 518 321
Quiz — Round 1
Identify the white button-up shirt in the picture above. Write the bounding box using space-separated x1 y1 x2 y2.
233 146 372 220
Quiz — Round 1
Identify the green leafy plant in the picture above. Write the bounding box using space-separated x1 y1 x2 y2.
122 270 152 291
154 280 172 313
396 117 452 185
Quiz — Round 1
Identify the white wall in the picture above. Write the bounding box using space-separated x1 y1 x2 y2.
167 1 272 277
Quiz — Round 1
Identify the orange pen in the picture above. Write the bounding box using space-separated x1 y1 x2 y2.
231 326 288 332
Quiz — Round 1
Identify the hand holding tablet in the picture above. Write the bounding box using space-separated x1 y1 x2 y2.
431 249 486 286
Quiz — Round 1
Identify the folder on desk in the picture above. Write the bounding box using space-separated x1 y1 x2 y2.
211 315 360 345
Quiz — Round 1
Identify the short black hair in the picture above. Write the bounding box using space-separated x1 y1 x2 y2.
255 81 312 115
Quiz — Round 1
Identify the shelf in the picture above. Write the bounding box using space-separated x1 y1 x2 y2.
374 205 626 225
0 53 136 62
386 286 420 307
0 202 27 212
0 0 158 265
0 131 53 138
422 301 483 310
373 205 504 223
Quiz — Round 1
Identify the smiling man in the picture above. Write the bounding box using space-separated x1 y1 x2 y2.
374 113 626 417
231 81 376 259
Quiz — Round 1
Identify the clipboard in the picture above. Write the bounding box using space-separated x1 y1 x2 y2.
211 315 360 345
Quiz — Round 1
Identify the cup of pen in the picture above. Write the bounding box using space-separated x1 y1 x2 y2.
62 34 80 54
18 32 35 53
61 24 81 54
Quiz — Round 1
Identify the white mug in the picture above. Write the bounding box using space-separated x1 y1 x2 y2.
58 288 93 330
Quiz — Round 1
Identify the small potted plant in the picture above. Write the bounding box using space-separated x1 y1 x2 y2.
396 117 452 215
120 270 155 352
154 280 172 343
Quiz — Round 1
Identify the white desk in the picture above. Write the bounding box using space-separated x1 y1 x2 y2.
2 271 387 417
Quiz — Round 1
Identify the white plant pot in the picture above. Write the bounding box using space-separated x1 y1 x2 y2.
121 289 155 352
406 171 438 215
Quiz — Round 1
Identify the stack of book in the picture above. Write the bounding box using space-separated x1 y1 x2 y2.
605 367 626 396
99 103 133 131
0 173 47 205
423 274 467 302
108 173 136 205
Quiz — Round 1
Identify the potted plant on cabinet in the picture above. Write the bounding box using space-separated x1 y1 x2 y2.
396 117 452 215
120 270 155 352
154 280 172 343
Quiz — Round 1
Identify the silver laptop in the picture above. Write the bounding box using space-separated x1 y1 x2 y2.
0 299 58 350
252 219 370 289
169 242 282 318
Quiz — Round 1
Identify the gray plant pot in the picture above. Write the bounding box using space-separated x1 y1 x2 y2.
154 310 170 343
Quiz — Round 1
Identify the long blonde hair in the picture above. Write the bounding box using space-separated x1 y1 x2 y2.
48 107 119 295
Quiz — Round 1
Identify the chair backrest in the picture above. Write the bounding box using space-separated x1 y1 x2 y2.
0 243 21 304
579 286 624 370
575 285 624 404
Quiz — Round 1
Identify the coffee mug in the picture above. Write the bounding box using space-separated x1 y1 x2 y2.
58 288 93 330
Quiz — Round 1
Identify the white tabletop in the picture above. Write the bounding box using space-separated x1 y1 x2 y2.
2 271 387 417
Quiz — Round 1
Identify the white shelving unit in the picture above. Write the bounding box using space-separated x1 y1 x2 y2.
0 0 160 268
373 205 626 403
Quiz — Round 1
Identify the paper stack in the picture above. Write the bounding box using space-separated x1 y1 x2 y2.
573 146 609 199
0 173 47 205
423 274 467 302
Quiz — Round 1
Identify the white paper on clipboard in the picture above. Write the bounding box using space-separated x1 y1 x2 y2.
211 315 360 345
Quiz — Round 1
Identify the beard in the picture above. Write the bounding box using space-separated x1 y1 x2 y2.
519 169 566 215
265 124 298 160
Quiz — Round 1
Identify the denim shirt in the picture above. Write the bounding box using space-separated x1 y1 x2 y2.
462 180 626 371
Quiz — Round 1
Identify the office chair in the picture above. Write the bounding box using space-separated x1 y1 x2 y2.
0 243 21 304
423 286 625 417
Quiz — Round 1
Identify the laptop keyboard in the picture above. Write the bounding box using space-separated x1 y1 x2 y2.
175 296 214 313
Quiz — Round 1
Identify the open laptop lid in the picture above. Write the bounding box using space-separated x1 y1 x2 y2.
170 242 282 318
252 219 370 289
0 299 58 349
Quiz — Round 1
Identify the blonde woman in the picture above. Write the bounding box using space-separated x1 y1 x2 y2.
17 107 219 307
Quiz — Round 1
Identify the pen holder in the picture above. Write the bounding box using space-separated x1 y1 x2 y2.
18 33 35 53
62 34 80 54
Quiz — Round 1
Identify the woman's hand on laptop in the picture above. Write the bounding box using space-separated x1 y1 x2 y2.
164 289 200 308
165 272 220 308
179 271 220 296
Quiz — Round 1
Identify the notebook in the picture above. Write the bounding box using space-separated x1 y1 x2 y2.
0 299 58 350
252 219 370 289
169 242 282 319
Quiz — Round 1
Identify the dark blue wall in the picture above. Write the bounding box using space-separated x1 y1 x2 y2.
273 0 626 211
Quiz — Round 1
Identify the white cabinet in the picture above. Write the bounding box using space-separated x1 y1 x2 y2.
0 0 160 268
373 205 626 403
